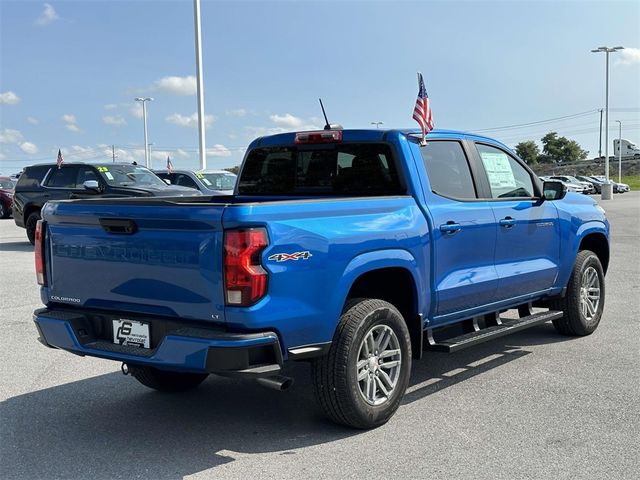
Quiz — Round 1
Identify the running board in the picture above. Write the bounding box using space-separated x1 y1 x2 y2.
426 310 563 353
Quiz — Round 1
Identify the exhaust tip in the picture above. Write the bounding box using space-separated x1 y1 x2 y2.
256 375 294 391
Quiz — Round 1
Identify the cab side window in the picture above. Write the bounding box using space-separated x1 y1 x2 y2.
45 166 79 188
76 167 99 186
175 174 198 189
420 141 477 199
476 144 534 198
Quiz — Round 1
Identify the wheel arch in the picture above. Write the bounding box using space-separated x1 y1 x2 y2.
578 231 610 274
334 250 427 359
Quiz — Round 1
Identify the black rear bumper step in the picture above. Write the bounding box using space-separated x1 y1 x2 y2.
426 310 563 353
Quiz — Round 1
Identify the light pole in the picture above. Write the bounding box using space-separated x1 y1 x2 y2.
134 97 153 168
591 46 623 200
615 120 622 183
371 121 384 129
194 0 207 169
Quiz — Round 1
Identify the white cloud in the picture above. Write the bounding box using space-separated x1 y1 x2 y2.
269 113 304 128
0 129 24 144
154 76 197 96
103 115 127 126
62 114 81 133
206 144 232 157
27 116 40 125
0 151 5 160
616 47 640 66
104 103 118 110
226 108 247 117
166 112 215 129
35 3 59 26
19 142 39 155
0 91 20 105
129 103 143 119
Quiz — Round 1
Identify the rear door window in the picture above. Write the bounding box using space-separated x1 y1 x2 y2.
238 144 403 196
419 141 477 199
16 165 51 188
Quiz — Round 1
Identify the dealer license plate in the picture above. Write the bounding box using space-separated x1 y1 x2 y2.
112 319 150 349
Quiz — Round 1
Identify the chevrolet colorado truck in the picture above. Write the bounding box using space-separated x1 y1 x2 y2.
32 129 609 429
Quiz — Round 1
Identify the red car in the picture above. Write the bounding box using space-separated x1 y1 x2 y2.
0 176 15 218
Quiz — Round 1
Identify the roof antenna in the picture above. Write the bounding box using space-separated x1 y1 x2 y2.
318 98 342 130
319 98 331 130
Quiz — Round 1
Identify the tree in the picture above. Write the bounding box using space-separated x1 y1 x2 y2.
515 141 540 165
540 131 589 164
224 166 240 175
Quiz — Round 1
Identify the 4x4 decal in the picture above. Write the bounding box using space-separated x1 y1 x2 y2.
268 251 313 262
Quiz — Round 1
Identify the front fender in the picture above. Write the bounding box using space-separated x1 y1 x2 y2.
556 219 609 289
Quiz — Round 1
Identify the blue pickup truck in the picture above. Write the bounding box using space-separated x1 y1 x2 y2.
32 128 609 428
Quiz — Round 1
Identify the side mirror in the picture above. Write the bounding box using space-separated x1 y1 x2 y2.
83 180 101 192
543 181 566 201
163 178 171 185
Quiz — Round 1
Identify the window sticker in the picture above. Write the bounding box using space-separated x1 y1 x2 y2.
201 178 212 186
480 152 516 190
105 172 114 180
97 166 109 172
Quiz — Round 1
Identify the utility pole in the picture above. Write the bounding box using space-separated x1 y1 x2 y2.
112 145 116 163
598 108 603 159
615 120 622 183
134 97 153 168
194 0 207 169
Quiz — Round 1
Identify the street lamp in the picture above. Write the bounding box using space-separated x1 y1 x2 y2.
615 120 622 184
371 121 384 129
134 97 153 168
591 45 623 200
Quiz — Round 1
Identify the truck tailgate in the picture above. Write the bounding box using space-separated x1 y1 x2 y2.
42 200 226 322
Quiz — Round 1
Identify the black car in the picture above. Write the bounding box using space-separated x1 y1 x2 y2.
575 175 602 194
13 162 201 243
154 169 237 195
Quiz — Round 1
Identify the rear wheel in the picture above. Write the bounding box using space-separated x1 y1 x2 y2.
312 298 412 429
0 203 7 219
130 366 208 392
26 211 41 244
550 250 605 336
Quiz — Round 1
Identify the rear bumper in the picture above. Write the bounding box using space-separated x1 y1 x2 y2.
34 308 283 377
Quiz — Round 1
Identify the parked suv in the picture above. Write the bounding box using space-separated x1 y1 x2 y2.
13 162 202 243
154 169 237 195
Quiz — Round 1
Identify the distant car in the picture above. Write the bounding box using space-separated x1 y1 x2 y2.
549 175 593 194
13 162 202 243
541 176 584 193
590 176 629 193
154 169 238 195
575 175 602 194
0 176 14 218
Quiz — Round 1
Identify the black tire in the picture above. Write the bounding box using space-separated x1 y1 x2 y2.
549 250 605 336
0 203 7 219
26 211 41 245
311 298 412 429
130 366 208 392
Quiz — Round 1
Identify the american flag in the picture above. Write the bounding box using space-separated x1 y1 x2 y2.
56 149 64 169
166 156 174 174
412 72 434 144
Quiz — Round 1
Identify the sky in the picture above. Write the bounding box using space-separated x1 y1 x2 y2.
1 0 639 175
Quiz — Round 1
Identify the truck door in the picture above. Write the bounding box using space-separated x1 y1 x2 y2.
415 140 499 323
471 143 560 301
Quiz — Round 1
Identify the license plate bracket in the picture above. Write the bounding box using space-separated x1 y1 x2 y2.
112 319 150 349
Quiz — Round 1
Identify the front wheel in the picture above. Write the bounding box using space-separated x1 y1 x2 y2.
312 298 412 429
550 250 605 336
130 366 209 392
0 203 7 219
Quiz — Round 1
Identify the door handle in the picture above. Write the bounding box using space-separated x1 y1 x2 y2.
439 222 462 234
499 216 516 228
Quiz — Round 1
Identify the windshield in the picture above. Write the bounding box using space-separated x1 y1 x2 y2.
96 165 167 187
0 179 13 189
196 172 237 190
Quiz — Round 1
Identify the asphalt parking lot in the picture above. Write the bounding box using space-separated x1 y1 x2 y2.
1 193 639 480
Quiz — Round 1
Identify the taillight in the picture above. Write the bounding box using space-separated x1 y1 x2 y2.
224 228 269 306
35 220 47 286
294 130 342 144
